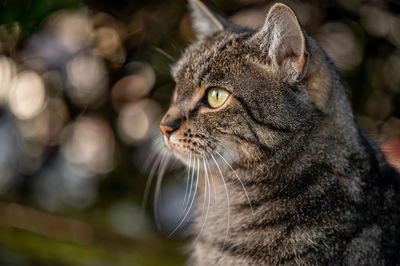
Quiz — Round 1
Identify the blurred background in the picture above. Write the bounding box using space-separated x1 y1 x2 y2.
0 0 399 265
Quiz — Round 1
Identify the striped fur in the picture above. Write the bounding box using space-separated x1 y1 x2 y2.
161 1 400 265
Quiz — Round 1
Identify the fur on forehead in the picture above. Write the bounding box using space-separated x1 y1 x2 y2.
170 31 249 82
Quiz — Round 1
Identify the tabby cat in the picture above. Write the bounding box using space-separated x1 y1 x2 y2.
159 0 400 265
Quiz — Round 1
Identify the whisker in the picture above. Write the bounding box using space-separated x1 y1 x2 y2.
204 154 217 200
195 156 208 239
142 137 163 173
194 155 212 243
184 153 196 211
168 155 200 237
216 151 254 215
154 152 170 230
167 154 180 170
211 154 230 249
153 46 176 62
141 150 164 210
182 152 192 207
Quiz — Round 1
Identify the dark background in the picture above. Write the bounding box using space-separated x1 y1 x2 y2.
0 0 399 265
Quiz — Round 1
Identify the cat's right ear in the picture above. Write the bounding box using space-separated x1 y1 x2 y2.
251 3 308 83
188 0 229 39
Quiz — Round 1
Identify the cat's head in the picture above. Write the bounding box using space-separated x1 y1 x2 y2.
160 0 335 164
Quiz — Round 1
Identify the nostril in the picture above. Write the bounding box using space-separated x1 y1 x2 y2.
160 124 173 137
160 122 180 138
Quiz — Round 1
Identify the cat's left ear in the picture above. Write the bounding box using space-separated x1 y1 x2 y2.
188 0 230 39
252 3 308 82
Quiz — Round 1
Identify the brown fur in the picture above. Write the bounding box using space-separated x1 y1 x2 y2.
160 1 400 265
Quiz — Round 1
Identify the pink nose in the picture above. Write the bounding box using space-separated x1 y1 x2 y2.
160 107 181 138
160 124 174 138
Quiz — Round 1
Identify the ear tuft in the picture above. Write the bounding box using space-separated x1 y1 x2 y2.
253 3 307 82
188 0 225 39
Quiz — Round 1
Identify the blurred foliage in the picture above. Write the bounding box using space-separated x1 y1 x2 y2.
0 0 399 265
0 0 83 37
0 228 182 266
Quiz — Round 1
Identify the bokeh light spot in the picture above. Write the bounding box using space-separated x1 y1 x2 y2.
66 53 107 106
62 116 115 174
118 99 161 144
0 56 17 105
8 71 47 120
17 98 69 146
91 27 124 61
317 22 362 71
47 9 91 54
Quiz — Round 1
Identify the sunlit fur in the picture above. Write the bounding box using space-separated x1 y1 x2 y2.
160 1 400 265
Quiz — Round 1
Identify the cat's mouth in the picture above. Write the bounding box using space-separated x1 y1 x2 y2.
162 127 220 163
164 132 204 160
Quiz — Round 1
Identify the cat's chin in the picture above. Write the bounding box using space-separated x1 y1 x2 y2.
162 137 196 164
170 150 191 165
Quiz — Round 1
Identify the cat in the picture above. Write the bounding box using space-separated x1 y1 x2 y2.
159 0 400 265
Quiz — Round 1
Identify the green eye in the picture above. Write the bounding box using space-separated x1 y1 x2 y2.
207 87 230 108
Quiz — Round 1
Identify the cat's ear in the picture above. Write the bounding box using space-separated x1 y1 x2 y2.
188 0 229 39
252 3 308 82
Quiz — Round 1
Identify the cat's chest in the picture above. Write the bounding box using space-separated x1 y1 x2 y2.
193 169 259 237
